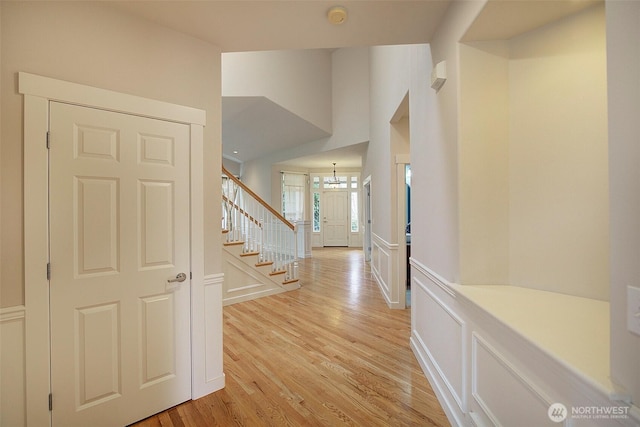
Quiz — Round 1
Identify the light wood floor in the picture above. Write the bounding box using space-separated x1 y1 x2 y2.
132 248 449 426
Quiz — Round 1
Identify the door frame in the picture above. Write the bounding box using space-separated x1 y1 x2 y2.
20 72 219 425
363 176 372 262
395 155 410 309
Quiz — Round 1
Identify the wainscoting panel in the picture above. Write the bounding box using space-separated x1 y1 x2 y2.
471 332 560 427
409 258 638 427
1 306 27 427
311 233 322 248
202 274 225 391
412 277 466 414
371 233 403 308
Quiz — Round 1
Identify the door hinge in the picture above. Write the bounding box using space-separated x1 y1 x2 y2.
46 131 51 149
48 393 52 411
190 272 193 280
47 263 51 280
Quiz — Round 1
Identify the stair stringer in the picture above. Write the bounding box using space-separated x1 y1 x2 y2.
221 246 300 306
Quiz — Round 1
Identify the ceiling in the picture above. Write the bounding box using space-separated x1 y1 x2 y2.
111 0 602 170
276 142 368 169
462 0 601 42
110 1 454 169
111 1 452 53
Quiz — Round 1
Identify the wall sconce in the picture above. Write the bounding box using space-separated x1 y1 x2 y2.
431 60 447 92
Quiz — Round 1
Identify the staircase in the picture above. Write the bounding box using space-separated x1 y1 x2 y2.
221 166 300 305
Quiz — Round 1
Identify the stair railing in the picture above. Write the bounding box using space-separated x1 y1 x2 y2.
222 166 298 282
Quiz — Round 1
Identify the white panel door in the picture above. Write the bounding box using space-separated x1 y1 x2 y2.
323 191 349 246
49 102 191 426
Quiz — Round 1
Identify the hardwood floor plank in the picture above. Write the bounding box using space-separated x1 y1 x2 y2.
132 248 449 427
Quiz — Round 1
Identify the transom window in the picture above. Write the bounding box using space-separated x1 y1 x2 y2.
323 176 348 189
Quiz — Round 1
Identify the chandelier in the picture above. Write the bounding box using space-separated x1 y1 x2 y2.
327 162 340 185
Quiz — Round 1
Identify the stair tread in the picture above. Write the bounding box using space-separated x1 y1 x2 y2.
240 251 260 257
269 270 286 276
282 278 299 285
256 261 274 267
223 241 244 246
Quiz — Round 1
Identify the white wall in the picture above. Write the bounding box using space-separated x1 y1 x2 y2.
606 0 640 406
410 1 488 285
0 2 222 309
365 45 411 245
222 49 332 133
331 47 370 149
508 5 609 300
458 41 510 286
223 157 242 177
457 5 609 299
242 47 370 206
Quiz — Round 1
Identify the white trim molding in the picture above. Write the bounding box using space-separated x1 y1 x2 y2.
22 86 54 427
410 257 455 298
19 72 205 126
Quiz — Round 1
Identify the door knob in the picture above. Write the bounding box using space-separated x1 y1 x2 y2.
168 272 187 283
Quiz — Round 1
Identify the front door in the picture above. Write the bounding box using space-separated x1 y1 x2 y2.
323 191 349 246
49 102 191 426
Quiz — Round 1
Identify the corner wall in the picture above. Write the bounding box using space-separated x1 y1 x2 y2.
366 45 411 245
508 5 609 299
606 0 640 407
363 45 415 308
222 49 332 133
458 41 510 285
457 5 609 300
410 0 488 284
406 3 487 419
241 47 370 205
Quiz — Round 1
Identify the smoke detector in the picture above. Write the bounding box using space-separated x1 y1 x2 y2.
327 6 348 25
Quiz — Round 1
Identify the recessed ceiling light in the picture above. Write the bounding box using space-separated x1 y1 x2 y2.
327 6 347 25
233 150 239 154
